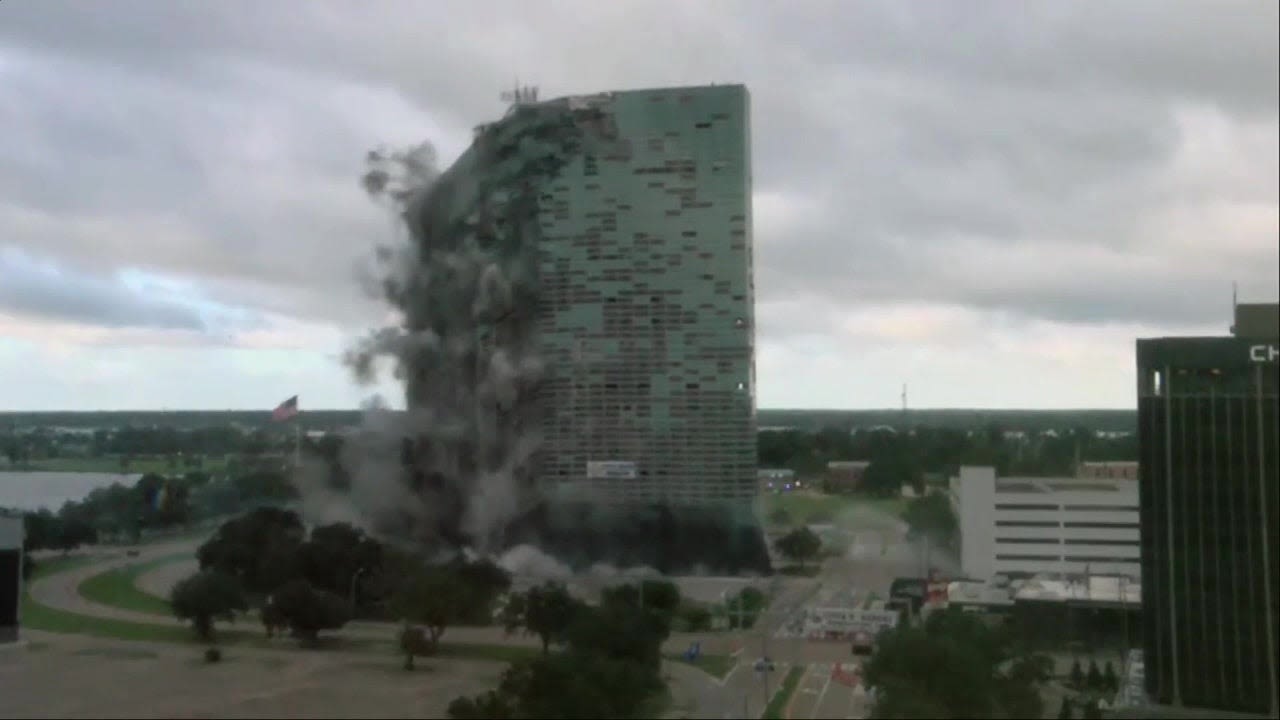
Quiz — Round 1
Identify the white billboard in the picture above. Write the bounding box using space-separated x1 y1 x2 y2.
587 461 637 480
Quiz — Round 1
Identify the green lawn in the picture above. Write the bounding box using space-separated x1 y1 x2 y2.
28 554 100 581
762 665 805 719
77 552 191 616
20 454 229 475
761 491 907 528
24 555 707 671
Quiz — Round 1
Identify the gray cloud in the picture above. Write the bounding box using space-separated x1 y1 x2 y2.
0 248 205 330
0 0 1275 340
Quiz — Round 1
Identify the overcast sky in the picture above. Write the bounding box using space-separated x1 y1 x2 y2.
0 1 1276 412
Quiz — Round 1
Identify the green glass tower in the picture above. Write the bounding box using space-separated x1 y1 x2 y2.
373 84 768 572
533 85 757 509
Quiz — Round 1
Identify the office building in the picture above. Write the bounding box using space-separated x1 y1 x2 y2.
950 466 1141 581
403 84 766 572
1136 302 1278 716
1 513 21 643
528 85 756 507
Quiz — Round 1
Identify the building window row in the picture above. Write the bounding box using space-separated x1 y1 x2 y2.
996 537 1060 545
1063 555 1137 564
995 554 1061 562
995 503 1059 511
1061 505 1140 512
995 520 1059 528
1063 521 1139 529
1063 539 1140 546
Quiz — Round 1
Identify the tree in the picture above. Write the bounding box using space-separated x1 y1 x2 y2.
449 652 655 720
861 446 921 498
389 565 471 656
1082 699 1103 720
451 557 513 625
447 690 514 719
901 492 959 552
501 581 582 655
197 508 305 597
679 604 712 632
864 608 1052 719
725 586 766 629
1070 659 1085 690
767 507 791 525
267 579 350 645
169 570 248 640
1057 696 1073 719
1087 659 1103 691
21 552 36 581
295 522 383 609
776 526 822 568
398 623 431 670
1103 660 1119 693
565 600 668 673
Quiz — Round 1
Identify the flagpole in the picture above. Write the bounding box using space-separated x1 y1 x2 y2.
294 422 302 470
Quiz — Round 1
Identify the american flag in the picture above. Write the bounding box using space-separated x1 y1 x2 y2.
271 395 299 422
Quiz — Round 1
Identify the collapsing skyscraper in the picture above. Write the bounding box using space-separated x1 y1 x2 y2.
350 84 769 574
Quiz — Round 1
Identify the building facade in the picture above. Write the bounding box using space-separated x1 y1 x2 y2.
532 85 756 507
1136 310 1279 716
950 466 1141 582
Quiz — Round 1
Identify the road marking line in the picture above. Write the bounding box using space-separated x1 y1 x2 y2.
811 667 834 720
717 661 742 687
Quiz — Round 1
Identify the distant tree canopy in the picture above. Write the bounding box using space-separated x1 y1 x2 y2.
501 581 583 655
901 492 959 552
450 578 675 719
757 423 1136 482
267 578 350 644
865 608 1053 719
197 507 306 597
776 526 823 568
170 570 248 640
17 471 215 551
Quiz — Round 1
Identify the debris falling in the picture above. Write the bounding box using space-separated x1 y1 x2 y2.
309 95 773 575
338 101 594 557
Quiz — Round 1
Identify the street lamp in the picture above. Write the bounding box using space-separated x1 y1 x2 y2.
349 567 367 611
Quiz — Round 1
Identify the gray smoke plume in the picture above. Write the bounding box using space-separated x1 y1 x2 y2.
317 102 605 557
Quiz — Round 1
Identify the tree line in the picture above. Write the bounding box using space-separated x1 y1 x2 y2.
4 420 1133 478
168 507 685 718
759 425 1137 484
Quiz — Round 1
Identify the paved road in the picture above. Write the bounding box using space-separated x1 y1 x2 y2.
787 662 871 720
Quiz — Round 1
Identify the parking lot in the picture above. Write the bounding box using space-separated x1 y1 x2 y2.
786 661 871 720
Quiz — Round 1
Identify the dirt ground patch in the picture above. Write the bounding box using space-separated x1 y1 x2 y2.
0 637 506 719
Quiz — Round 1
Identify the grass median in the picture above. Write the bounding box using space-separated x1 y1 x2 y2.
25 554 542 663
762 491 907 528
77 552 190 616
762 665 804 719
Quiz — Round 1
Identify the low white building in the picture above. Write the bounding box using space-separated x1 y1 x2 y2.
950 466 1140 582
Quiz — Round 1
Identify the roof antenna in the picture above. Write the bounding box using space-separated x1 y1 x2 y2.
1231 281 1239 335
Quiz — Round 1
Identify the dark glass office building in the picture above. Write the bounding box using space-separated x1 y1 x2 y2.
1137 304 1279 716
0 514 21 644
